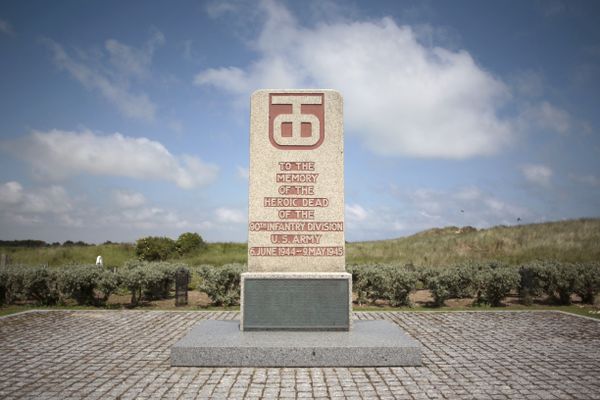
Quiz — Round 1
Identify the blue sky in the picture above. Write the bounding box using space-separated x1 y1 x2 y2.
0 0 599 243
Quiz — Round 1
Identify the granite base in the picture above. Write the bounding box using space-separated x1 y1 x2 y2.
171 319 422 367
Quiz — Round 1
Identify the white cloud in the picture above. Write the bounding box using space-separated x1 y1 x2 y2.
195 0 512 159
43 33 163 121
105 29 164 79
216 207 246 223
387 185 529 232
195 66 253 94
20 185 72 214
0 181 23 204
113 190 146 208
454 186 482 201
0 181 230 241
206 1 240 18
118 207 190 230
0 182 76 226
345 203 368 221
522 164 553 186
409 188 443 214
0 18 14 36
10 129 218 189
521 101 571 135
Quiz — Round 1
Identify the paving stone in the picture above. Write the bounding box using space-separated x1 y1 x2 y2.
1 310 599 399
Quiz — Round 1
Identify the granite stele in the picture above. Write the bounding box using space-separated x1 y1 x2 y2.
171 89 422 367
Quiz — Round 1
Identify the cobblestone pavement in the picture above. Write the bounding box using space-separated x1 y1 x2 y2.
0 310 599 399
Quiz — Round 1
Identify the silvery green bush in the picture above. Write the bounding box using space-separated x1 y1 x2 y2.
426 269 454 307
427 262 519 307
551 262 579 305
385 266 418 307
520 261 578 305
574 262 600 304
122 261 187 304
518 263 546 305
58 265 102 305
196 263 245 306
22 266 60 306
351 264 417 307
480 265 520 306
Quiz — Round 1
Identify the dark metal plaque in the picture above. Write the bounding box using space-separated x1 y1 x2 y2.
243 278 349 331
175 269 189 306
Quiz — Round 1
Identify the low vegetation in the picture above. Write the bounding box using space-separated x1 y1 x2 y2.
0 262 189 307
0 237 245 267
1 220 599 317
2 261 599 311
347 218 600 266
1 219 598 267
194 264 246 306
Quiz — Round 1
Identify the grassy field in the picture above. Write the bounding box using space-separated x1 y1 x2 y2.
1 218 599 267
0 241 248 267
347 218 600 266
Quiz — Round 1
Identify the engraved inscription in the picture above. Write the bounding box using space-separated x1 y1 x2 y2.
248 90 344 272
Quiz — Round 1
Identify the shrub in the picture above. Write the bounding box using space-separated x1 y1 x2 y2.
423 263 480 305
22 266 60 305
481 266 519 306
351 264 417 306
121 266 146 305
519 261 578 305
176 232 206 255
427 270 454 307
385 266 418 307
450 263 482 299
351 264 385 305
143 263 182 300
58 265 101 305
0 268 7 305
347 264 367 305
121 261 185 304
551 262 578 305
0 266 28 304
135 236 177 261
196 263 245 306
574 262 600 304
518 263 546 305
416 267 437 287
97 269 122 304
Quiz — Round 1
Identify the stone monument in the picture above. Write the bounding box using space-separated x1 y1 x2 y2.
242 89 350 331
171 89 422 367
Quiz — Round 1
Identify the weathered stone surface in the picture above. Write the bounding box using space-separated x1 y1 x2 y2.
1 310 600 399
171 320 421 367
248 89 344 273
240 272 352 331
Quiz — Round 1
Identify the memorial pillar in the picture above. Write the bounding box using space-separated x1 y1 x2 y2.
242 89 351 331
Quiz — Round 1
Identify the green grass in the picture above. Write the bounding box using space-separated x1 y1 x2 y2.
1 218 599 267
0 242 247 267
0 243 136 268
347 218 600 266
185 242 247 265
